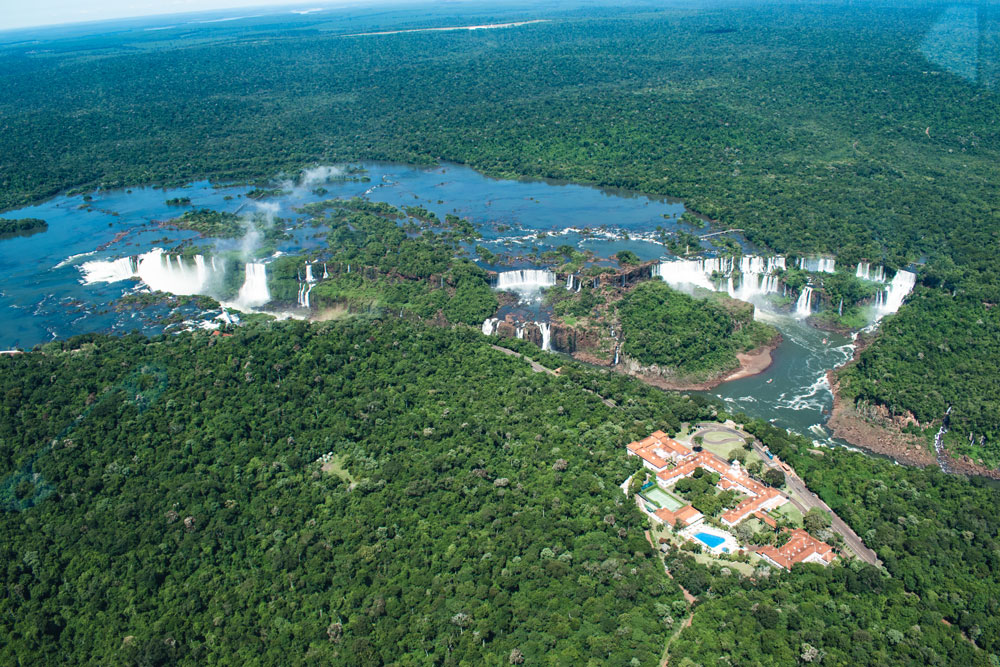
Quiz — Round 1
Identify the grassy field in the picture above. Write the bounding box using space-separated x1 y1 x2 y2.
770 503 803 528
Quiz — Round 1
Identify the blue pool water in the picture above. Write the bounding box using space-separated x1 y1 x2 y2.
694 532 725 549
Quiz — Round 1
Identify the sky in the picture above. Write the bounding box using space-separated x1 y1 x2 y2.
1 0 364 32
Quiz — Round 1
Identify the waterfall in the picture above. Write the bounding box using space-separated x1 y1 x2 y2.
613 344 620 365
515 323 525 339
481 317 499 336
236 263 270 309
838 298 843 316
799 256 835 273
856 262 886 282
297 280 314 308
795 286 814 317
593 277 599 289
539 322 552 351
323 263 329 279
495 269 556 302
874 270 916 318
565 274 574 291
654 255 785 299
305 264 315 283
496 269 556 290
78 248 225 296
78 256 139 283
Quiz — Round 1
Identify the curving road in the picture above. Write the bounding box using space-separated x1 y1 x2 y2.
694 423 880 566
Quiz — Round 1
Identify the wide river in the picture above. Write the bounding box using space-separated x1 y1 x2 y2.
0 162 854 444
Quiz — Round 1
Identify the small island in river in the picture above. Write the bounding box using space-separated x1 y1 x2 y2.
0 217 47 239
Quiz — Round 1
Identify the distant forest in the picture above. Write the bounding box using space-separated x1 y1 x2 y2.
2 1 997 456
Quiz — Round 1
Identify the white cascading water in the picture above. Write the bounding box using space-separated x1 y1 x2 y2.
538 322 552 351
237 263 270 309
798 256 836 274
481 317 499 336
874 270 916 318
496 269 557 291
654 255 785 300
515 324 525 339
323 263 329 279
79 248 223 295
298 263 318 308
795 286 814 317
855 262 886 282
565 274 575 291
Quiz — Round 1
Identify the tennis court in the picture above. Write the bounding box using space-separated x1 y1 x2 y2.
640 486 686 511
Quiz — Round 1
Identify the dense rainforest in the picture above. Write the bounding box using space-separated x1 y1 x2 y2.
1 0 997 455
618 281 777 378
0 321 996 665
0 320 710 664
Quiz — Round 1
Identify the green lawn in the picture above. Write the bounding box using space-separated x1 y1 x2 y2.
770 503 803 528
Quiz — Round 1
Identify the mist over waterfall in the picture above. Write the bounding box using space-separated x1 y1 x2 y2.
494 269 557 303
482 318 499 336
795 285 814 317
79 248 225 295
236 263 270 309
874 270 916 318
855 262 886 282
653 255 785 300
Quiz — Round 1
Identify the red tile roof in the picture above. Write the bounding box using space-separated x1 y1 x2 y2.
627 432 692 470
756 529 835 569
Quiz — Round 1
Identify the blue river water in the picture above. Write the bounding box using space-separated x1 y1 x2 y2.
0 161 849 444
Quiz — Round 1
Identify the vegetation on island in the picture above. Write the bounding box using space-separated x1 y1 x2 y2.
266 199 496 324
170 209 244 238
618 281 778 378
0 217 47 237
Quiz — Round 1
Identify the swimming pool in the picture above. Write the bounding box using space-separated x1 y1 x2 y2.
694 532 726 549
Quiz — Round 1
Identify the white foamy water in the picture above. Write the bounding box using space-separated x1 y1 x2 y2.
79 248 226 295
236 263 270 309
874 269 916 319
54 251 97 269
654 255 785 300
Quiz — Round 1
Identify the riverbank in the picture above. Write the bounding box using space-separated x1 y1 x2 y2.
827 351 1000 479
618 335 781 392
825 371 937 467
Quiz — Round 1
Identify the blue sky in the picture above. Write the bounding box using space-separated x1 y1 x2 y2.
2 0 365 32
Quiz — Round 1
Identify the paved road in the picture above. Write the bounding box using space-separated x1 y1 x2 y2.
694 423 879 566
751 440 881 566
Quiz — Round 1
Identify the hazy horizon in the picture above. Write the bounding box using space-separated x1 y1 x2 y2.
0 0 403 33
